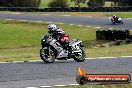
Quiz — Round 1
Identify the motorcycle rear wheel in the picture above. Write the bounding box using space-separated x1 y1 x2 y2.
73 47 86 62
40 48 55 63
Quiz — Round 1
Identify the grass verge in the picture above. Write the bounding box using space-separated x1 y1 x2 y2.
0 20 132 62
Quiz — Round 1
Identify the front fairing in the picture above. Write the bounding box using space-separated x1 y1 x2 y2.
41 34 50 46
69 39 83 50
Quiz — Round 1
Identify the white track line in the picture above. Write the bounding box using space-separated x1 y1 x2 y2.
28 60 42 62
28 81 132 88
119 56 132 58
109 28 113 29
40 86 52 88
77 25 83 27
0 62 10 64
42 14 50 16
62 15 71 17
5 19 13 20
95 27 101 29
11 12 21 14
26 87 37 88
85 26 92 27
54 85 67 87
19 20 28 21
85 58 95 59
69 84 79 86
12 61 25 63
69 24 74 25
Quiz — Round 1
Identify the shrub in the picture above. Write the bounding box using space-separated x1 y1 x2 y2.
0 0 41 7
87 0 105 7
48 0 69 8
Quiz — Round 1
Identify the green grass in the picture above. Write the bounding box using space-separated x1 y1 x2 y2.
57 83 132 88
0 20 132 62
103 12 132 18
0 20 97 62
40 0 87 8
87 44 132 57
0 20 97 49
40 0 50 8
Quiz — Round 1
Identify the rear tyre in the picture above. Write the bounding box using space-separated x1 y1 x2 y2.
73 47 86 62
40 48 55 63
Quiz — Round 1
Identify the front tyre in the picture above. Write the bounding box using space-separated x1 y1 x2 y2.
120 20 123 24
73 47 86 62
40 48 55 63
112 21 115 24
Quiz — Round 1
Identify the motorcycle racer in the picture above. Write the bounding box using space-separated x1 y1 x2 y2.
112 15 119 22
111 15 123 24
40 24 85 63
47 24 70 58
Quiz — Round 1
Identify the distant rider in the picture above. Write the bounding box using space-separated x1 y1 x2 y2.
112 15 119 21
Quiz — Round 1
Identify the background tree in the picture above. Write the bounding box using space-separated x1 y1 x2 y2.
48 0 69 8
87 0 105 7
71 0 87 7
117 0 132 6
128 0 132 6
0 0 41 7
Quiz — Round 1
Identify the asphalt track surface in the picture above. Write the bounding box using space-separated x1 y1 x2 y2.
0 13 132 29
0 13 132 88
0 57 132 88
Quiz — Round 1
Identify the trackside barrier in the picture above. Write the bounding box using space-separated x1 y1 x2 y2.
0 7 132 12
96 30 131 40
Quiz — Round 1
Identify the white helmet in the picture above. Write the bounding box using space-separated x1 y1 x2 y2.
48 24 57 30
113 15 116 17
48 24 57 34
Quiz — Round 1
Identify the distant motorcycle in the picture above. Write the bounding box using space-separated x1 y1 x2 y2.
40 34 86 63
110 17 123 24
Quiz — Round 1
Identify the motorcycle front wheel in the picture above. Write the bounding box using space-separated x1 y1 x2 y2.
73 47 86 62
40 48 55 63
120 20 123 24
112 21 115 24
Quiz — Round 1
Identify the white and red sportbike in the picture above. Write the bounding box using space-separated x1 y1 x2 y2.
110 17 123 24
40 33 86 63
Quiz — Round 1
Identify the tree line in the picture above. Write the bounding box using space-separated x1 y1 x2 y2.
0 0 41 7
0 0 131 7
46 0 132 8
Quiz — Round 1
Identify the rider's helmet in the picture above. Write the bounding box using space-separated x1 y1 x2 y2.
48 24 57 34
113 15 116 18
